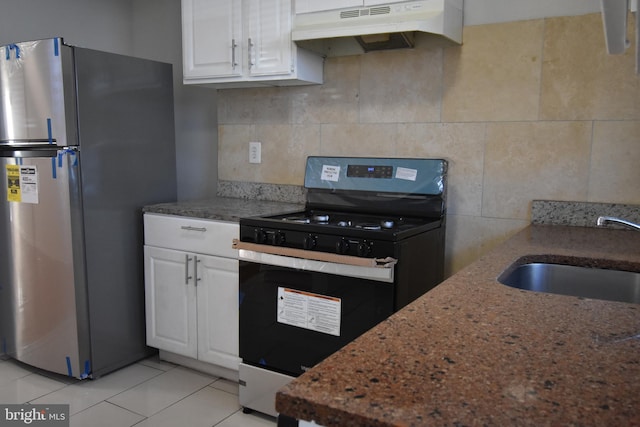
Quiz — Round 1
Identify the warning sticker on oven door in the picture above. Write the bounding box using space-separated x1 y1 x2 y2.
277 287 341 336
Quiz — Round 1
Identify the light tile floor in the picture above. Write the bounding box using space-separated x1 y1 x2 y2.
0 355 276 427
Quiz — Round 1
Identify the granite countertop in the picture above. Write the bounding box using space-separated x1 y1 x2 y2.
143 196 304 222
276 225 640 426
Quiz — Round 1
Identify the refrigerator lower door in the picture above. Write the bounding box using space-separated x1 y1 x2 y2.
0 149 89 377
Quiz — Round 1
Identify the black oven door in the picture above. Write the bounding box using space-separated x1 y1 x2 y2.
239 251 395 377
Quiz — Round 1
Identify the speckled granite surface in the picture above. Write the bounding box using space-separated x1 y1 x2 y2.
532 200 640 227
276 225 640 426
217 181 306 205
142 196 303 222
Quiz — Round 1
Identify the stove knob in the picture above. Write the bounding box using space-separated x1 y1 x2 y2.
274 231 286 246
254 229 268 244
336 238 350 255
303 234 317 250
357 241 372 257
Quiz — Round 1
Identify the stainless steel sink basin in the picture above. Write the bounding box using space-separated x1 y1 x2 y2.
498 262 640 304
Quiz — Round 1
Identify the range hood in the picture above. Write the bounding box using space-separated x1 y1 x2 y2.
292 0 463 52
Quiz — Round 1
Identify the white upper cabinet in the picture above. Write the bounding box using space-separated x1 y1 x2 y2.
294 0 407 14
182 0 323 88
364 0 409 6
246 0 292 77
182 0 242 79
295 0 362 14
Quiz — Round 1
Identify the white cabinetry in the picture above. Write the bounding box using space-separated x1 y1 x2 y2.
144 247 197 358
144 214 240 373
295 0 407 14
182 0 242 79
182 0 323 88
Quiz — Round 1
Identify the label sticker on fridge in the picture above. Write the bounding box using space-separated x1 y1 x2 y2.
6 164 39 204
277 287 341 336
6 165 20 202
321 165 340 182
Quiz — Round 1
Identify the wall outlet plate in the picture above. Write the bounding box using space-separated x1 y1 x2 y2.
249 142 261 164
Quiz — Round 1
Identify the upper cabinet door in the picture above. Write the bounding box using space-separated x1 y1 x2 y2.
294 0 362 14
294 0 410 14
364 0 409 6
246 0 293 77
182 0 323 86
182 0 243 79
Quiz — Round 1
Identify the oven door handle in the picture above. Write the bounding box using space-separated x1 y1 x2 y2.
238 249 395 283
233 240 397 268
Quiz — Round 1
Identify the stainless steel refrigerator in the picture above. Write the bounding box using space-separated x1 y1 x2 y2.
0 38 177 378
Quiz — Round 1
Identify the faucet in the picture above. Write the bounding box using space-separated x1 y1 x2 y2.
596 216 640 231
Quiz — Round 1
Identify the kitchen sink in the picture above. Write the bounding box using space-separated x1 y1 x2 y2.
498 262 640 304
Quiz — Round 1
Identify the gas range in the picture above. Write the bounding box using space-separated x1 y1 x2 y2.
240 210 442 258
238 157 449 417
239 156 447 259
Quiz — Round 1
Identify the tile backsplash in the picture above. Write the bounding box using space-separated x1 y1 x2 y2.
217 13 640 276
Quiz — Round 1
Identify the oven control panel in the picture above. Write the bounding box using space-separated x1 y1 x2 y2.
347 164 393 179
304 156 446 196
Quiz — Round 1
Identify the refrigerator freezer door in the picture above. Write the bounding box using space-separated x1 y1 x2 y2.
0 38 76 147
0 149 89 377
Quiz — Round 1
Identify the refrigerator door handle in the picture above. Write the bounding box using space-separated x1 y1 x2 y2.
0 147 59 158
185 254 193 284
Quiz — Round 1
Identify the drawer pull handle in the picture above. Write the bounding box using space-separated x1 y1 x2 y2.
181 226 207 232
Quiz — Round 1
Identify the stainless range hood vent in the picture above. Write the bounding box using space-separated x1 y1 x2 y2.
341 9 362 19
293 0 463 53
340 6 392 18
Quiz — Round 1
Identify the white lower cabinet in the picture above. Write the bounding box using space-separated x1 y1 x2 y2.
195 254 239 367
144 214 240 373
145 246 198 358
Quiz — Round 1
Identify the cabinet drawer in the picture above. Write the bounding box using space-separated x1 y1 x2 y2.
144 213 239 258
